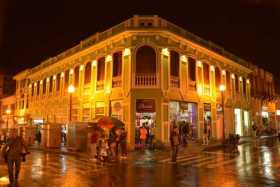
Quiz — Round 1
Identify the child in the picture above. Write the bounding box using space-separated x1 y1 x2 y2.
98 134 109 162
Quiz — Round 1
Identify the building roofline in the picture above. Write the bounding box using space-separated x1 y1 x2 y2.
22 15 253 75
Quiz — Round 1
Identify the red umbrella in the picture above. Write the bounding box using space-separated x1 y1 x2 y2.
98 117 114 129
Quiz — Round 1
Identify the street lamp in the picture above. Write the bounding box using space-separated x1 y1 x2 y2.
219 84 226 142
67 85 75 122
5 109 11 130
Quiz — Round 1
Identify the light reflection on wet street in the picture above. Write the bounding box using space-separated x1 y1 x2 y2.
1 138 280 187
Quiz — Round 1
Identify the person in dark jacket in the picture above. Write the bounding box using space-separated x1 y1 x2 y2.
2 129 28 186
119 128 128 159
170 122 180 162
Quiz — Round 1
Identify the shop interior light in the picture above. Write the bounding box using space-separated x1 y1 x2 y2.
276 110 280 116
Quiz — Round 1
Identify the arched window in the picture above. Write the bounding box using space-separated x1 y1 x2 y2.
170 50 179 77
64 70 69 90
235 74 239 93
43 79 46 94
215 67 221 88
226 71 231 94
74 66 80 87
242 77 245 96
188 57 196 81
203 63 210 85
136 46 156 74
31 83 34 96
113 51 122 77
56 74 61 91
84 62 91 84
97 57 105 81
37 81 40 96
49 76 53 93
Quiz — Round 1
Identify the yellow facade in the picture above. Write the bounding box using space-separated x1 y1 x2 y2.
14 15 253 147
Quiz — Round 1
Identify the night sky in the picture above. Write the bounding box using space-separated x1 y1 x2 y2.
0 0 280 78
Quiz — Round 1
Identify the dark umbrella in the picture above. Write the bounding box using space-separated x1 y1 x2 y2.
98 117 125 129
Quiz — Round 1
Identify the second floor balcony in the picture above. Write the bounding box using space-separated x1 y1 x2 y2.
135 73 158 88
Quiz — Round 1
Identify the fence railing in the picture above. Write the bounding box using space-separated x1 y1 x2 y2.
135 73 157 87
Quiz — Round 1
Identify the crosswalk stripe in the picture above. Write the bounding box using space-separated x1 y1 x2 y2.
159 154 197 163
206 158 237 168
180 156 217 166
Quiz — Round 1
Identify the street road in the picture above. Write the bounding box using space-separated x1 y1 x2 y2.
0 138 280 187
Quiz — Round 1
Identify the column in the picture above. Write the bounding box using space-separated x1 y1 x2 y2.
210 65 215 97
104 55 112 116
196 60 203 95
161 48 169 94
122 48 131 96
91 60 97 119
180 55 188 94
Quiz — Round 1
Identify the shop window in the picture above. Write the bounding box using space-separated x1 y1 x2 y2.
64 70 69 90
56 74 61 92
170 50 179 77
215 67 221 88
97 57 105 81
203 63 210 85
84 62 91 84
113 51 122 77
74 66 79 87
136 46 156 74
43 79 46 94
188 57 196 81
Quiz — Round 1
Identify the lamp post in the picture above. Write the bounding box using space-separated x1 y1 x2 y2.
67 85 75 122
5 109 11 130
219 84 226 141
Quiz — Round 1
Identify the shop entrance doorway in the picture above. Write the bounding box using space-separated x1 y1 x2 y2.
169 102 198 140
204 103 212 138
234 108 243 136
135 99 156 149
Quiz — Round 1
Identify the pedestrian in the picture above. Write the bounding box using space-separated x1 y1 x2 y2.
202 123 208 145
139 126 148 150
119 128 128 159
180 121 188 146
90 130 99 161
170 124 180 162
98 134 109 162
2 129 29 186
109 129 118 161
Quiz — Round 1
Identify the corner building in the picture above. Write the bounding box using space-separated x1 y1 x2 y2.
14 15 253 147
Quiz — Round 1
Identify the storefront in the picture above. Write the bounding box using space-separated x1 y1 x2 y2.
243 110 250 136
203 103 212 138
169 101 198 139
135 99 156 148
234 108 242 136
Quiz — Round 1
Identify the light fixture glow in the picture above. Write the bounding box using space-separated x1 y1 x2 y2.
67 85 75 94
123 48 131 56
197 61 202 67
219 84 226 92
161 48 169 56
105 55 112 62
92 60 97 67
210 65 215 71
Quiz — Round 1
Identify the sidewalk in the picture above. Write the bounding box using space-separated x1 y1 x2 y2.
28 135 277 160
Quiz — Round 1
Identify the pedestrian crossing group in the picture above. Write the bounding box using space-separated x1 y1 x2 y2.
159 151 240 169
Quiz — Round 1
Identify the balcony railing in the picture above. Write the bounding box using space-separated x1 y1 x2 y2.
203 85 211 96
96 81 104 91
112 76 122 88
170 76 180 88
135 73 157 87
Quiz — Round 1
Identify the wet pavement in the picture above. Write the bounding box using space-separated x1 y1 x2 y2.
1 138 280 187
